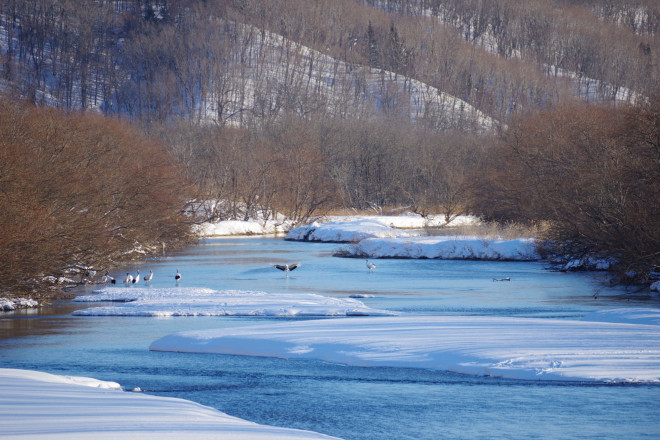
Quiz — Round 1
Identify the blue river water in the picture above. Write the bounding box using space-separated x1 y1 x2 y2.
1 237 659 439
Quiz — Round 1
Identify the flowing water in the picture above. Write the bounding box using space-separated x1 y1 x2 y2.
2 237 659 439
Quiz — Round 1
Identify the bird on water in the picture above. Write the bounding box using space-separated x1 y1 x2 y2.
274 263 300 276
133 270 140 284
102 272 116 284
175 269 181 282
124 273 133 285
143 269 153 284
366 260 376 272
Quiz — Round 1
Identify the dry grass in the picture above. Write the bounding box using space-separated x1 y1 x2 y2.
425 221 548 240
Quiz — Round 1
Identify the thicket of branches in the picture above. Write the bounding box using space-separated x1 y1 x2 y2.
471 96 660 281
0 99 192 294
152 115 484 223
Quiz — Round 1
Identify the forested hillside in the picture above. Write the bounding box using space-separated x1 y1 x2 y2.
1 0 658 125
0 0 658 291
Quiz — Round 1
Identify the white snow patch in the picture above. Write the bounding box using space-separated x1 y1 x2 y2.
346 236 539 261
286 214 479 242
0 297 39 311
0 368 339 440
194 219 292 237
72 287 395 317
151 311 660 383
287 219 402 242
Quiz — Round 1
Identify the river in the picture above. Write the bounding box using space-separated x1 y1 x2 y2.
1 237 659 439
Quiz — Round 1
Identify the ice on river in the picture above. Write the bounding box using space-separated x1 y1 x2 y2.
72 287 395 317
150 309 660 383
0 368 340 440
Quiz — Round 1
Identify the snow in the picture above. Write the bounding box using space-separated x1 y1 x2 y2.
286 218 403 242
200 24 495 130
194 219 290 236
285 214 479 242
71 287 395 317
0 297 39 311
0 368 340 440
150 310 660 383
344 236 539 261
194 212 479 240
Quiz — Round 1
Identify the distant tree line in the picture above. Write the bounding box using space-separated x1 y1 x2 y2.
471 94 660 283
0 99 191 294
150 114 484 224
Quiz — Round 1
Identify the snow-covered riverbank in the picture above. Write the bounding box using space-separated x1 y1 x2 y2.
151 309 660 383
0 368 340 439
71 287 395 317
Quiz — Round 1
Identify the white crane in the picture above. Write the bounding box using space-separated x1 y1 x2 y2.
366 260 376 273
123 273 133 285
143 269 153 284
133 270 140 284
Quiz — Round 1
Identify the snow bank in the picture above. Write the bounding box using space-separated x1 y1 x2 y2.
150 311 660 383
0 368 339 440
322 213 479 229
72 287 395 317
194 219 291 236
286 214 479 242
344 236 539 260
286 219 403 242
193 213 479 239
0 297 39 311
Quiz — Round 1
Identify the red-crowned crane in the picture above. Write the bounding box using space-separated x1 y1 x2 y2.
274 263 300 276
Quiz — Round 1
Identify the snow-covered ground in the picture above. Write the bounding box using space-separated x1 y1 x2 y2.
344 236 539 261
0 297 39 311
0 368 340 440
72 287 395 317
283 214 537 261
197 213 479 239
193 219 292 236
150 309 660 383
285 214 478 242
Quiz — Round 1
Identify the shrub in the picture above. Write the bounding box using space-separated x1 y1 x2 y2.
0 100 193 294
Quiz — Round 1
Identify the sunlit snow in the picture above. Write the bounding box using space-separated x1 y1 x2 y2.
345 236 539 260
285 214 479 242
150 310 660 383
72 287 395 317
0 368 340 440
